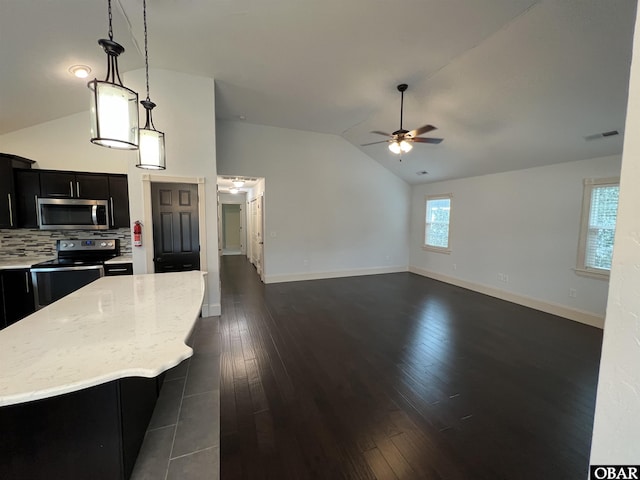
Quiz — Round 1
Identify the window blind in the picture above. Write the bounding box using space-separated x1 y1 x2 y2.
425 197 451 248
585 185 619 270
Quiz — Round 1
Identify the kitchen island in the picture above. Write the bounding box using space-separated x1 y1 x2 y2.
0 270 206 480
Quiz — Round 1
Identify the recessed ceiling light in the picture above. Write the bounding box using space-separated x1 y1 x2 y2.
68 65 91 79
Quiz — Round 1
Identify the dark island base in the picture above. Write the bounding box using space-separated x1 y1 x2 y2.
0 375 163 480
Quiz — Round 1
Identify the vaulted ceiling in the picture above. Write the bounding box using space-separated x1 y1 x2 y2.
0 0 636 183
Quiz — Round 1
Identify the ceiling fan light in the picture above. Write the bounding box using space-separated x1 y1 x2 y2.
400 140 413 153
389 141 401 154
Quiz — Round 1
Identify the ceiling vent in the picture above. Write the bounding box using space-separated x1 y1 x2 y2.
416 171 429 176
584 130 620 141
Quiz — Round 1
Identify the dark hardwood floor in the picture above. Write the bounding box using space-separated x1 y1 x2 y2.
219 256 603 480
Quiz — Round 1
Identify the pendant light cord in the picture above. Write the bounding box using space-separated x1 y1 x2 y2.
143 0 150 102
107 0 113 41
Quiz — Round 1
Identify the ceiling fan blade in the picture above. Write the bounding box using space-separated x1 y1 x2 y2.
370 130 392 137
412 137 443 144
361 140 390 146
408 124 436 137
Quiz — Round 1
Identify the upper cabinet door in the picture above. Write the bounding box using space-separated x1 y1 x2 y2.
40 171 76 198
14 169 41 228
0 159 15 228
75 173 109 200
108 175 130 228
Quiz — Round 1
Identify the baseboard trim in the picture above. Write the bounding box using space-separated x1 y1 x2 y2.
409 266 604 329
201 303 221 317
265 265 408 284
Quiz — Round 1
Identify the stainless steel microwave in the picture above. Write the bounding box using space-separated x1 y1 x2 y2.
37 198 110 230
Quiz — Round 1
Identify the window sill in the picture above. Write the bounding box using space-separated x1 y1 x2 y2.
574 267 610 280
422 245 451 254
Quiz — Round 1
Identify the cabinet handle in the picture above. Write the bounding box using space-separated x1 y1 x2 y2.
76 181 80 198
108 268 128 272
110 197 115 227
25 271 30 293
7 193 13 227
34 195 39 220
69 181 74 197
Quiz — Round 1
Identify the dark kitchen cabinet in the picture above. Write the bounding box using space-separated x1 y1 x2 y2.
40 171 109 200
14 169 41 228
40 171 76 198
0 160 14 228
104 263 133 276
0 269 35 328
108 175 130 228
76 173 109 200
0 154 34 228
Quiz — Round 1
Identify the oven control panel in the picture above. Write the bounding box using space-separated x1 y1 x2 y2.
58 239 118 252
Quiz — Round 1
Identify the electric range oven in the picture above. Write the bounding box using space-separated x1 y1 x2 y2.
30 239 119 310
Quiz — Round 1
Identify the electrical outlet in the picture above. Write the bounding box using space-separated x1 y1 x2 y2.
303 259 309 266
569 288 577 298
497 273 504 282
453 263 457 270
504 274 509 283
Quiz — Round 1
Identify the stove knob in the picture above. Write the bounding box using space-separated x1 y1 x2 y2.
61 243 67 248
101 242 107 247
68 243 75 247
107 242 113 247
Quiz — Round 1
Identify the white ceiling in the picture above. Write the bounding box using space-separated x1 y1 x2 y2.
0 0 636 184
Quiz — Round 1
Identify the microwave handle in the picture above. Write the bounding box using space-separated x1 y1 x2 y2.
110 197 115 227
92 205 98 225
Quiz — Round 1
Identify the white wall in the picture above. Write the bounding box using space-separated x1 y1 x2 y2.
409 155 621 326
590 4 640 463
216 120 410 283
124 68 220 316
0 112 129 173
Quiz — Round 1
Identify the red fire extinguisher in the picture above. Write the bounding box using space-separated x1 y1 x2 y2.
133 221 143 247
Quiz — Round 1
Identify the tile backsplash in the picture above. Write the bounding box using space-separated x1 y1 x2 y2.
0 228 132 260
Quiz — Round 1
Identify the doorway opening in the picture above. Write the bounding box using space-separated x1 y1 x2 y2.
217 175 265 282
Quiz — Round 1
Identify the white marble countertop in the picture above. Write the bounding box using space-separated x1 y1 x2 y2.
0 271 205 407
105 256 132 265
0 257 54 270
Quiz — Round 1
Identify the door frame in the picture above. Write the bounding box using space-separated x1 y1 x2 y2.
219 197 247 256
141 174 207 275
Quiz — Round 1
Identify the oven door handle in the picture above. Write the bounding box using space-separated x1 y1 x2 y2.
30 265 106 273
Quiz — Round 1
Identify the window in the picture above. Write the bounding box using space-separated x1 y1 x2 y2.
577 177 619 277
424 194 452 252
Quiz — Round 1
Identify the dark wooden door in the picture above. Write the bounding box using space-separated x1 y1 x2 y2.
0 159 15 228
40 171 76 198
14 169 41 228
151 183 200 273
1 269 35 326
108 175 130 228
75 173 109 200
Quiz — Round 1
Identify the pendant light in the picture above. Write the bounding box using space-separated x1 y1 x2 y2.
88 0 139 149
136 0 166 170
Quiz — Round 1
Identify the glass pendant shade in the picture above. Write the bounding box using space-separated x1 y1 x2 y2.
137 127 166 169
388 141 401 154
400 140 413 153
136 100 166 170
89 80 139 149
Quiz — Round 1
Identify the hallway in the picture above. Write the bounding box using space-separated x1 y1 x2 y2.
219 256 603 479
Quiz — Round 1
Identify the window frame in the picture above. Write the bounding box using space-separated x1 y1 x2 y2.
575 177 620 279
423 193 452 254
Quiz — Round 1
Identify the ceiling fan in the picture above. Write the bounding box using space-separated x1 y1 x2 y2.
361 84 443 157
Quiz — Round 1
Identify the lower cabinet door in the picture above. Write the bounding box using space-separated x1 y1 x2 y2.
1 269 35 326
